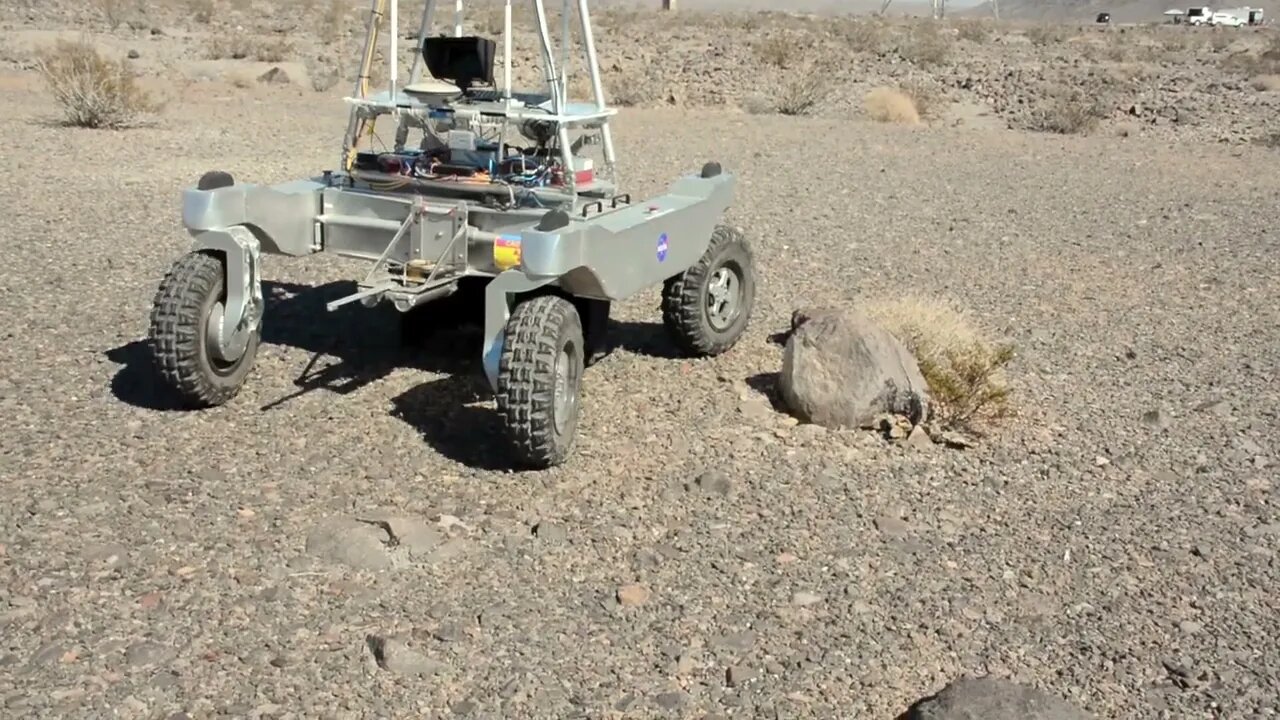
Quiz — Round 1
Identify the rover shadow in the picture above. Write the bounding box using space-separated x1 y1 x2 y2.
105 279 476 413
608 319 685 360
103 279 572 471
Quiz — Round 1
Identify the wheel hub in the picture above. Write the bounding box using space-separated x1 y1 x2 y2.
706 266 742 332
205 300 247 365
552 343 579 436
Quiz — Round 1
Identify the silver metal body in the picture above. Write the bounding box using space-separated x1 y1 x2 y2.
179 0 736 392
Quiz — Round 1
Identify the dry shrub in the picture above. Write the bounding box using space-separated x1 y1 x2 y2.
305 56 342 92
864 297 1015 433
899 21 952 68
900 77 945 121
1027 92 1109 134
954 18 994 43
319 0 355 41
774 65 832 116
94 0 139 29
206 34 293 62
1025 23 1066 46
1252 74 1280 91
841 18 889 54
753 32 810 69
35 38 158 129
605 66 665 107
863 86 920 124
188 0 214 24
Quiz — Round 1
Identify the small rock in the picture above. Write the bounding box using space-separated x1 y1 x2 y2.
126 49 140 59
124 642 174 667
358 514 442 558
905 425 934 449
792 591 824 607
1140 408 1170 430
257 66 291 85
904 675 1093 719
532 521 567 543
689 470 732 496
654 691 689 710
726 665 759 687
305 517 392 570
875 515 910 538
711 631 756 653
1178 620 1202 634
616 584 650 607
432 621 468 643
365 635 441 677
936 430 975 449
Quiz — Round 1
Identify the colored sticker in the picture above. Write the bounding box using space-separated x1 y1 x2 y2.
494 235 522 271
657 232 669 262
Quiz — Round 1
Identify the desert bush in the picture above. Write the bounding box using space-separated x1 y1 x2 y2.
206 34 293 62
94 0 138 29
753 32 809 69
954 18 994 44
863 86 920 124
864 297 1015 433
187 0 214 24
1252 74 1280 91
841 18 889 54
900 77 945 121
605 66 665 107
774 66 831 116
1027 92 1109 134
34 38 158 129
899 21 952 68
1025 23 1066 46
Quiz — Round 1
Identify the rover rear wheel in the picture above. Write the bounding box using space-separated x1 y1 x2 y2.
148 251 260 408
661 224 755 357
495 294 585 469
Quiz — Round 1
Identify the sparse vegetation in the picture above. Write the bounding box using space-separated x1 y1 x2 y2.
898 20 952 68
1027 92 1110 135
753 32 807 69
900 77 945 121
1026 24 1066 47
864 86 920 124
773 65 832 116
34 38 158 129
605 66 666 107
954 18 995 44
840 18 889 55
864 297 1015 433
206 34 294 62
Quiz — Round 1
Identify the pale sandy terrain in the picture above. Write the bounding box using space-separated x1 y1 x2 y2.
1 4 1279 719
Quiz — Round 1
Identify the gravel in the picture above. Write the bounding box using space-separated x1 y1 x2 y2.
1 15 1279 720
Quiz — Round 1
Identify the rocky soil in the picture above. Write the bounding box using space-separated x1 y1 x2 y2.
2 4 1280 719
3 2 1280 143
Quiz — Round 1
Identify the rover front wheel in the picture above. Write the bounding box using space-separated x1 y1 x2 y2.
495 294 585 469
661 224 755 357
148 251 260 408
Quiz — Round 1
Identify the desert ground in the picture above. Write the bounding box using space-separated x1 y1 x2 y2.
1 2 1279 719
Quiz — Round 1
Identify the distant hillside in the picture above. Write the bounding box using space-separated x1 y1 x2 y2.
958 0 1278 22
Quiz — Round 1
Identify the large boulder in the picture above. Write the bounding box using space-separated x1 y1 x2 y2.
778 307 929 428
904 676 1093 720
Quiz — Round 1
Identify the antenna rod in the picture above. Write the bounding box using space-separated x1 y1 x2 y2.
389 0 398 97
503 0 512 99
454 0 462 36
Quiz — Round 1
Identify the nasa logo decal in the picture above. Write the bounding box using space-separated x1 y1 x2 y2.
657 232 669 262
